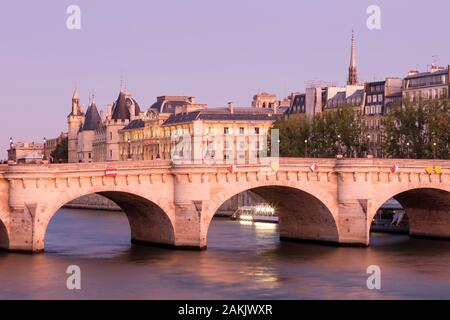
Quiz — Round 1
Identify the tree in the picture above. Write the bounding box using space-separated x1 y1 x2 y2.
50 137 68 163
383 98 450 159
274 106 364 158
273 114 310 157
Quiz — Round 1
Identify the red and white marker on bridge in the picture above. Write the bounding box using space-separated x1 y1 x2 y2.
105 168 118 177
309 163 319 173
391 164 399 174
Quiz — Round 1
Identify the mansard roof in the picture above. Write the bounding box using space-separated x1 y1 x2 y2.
162 108 278 126
121 119 145 131
149 96 194 114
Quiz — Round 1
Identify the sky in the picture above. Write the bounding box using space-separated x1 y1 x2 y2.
0 0 449 156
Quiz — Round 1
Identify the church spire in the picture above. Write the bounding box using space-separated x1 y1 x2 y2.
347 30 358 85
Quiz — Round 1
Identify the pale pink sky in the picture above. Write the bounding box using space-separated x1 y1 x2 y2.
0 0 449 157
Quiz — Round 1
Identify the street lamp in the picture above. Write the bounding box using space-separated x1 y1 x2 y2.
367 134 371 156
337 134 342 156
304 139 308 158
156 139 161 159
9 137 13 148
406 142 410 159
433 142 437 159
127 138 131 160
43 137 47 161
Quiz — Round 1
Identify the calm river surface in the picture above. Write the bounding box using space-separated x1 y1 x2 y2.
1 208 450 299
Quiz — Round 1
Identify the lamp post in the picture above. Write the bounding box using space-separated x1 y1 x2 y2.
43 137 47 161
156 139 161 159
367 134 371 157
304 139 308 158
406 142 410 159
127 138 131 160
337 134 342 156
433 142 437 159
8 137 14 163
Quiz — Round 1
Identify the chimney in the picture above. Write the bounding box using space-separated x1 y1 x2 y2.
228 101 235 114
100 110 105 122
430 64 439 73
188 96 195 104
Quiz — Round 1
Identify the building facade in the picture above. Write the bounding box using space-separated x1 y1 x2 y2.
363 78 403 157
68 90 278 164
68 89 141 163
119 102 277 163
7 141 44 163
403 64 450 102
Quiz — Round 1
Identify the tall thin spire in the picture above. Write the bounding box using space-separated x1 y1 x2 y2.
347 30 358 85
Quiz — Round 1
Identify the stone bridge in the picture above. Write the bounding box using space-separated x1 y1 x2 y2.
0 158 449 253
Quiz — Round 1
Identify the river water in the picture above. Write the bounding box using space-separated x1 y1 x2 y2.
1 208 449 300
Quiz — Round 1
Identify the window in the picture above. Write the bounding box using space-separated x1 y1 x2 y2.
367 95 372 103
372 95 377 103
109 150 112 159
110 132 113 140
239 127 244 134
378 94 383 102
254 127 260 134
224 127 229 134
88 153 91 159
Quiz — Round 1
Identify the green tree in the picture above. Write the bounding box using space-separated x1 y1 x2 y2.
50 137 68 163
273 114 310 157
275 106 363 158
383 98 450 159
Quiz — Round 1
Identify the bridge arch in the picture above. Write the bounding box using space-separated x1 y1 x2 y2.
36 187 176 252
0 202 9 250
369 185 450 241
207 181 340 245
0 217 8 250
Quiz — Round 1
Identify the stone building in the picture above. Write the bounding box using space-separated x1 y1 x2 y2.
362 78 403 157
119 101 277 163
68 89 142 163
7 141 44 163
68 88 278 164
403 64 450 102
251 92 279 110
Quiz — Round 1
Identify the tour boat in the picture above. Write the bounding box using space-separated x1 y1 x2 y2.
231 204 278 223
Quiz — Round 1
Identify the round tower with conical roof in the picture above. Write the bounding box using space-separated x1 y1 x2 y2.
67 88 85 163
76 96 102 162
